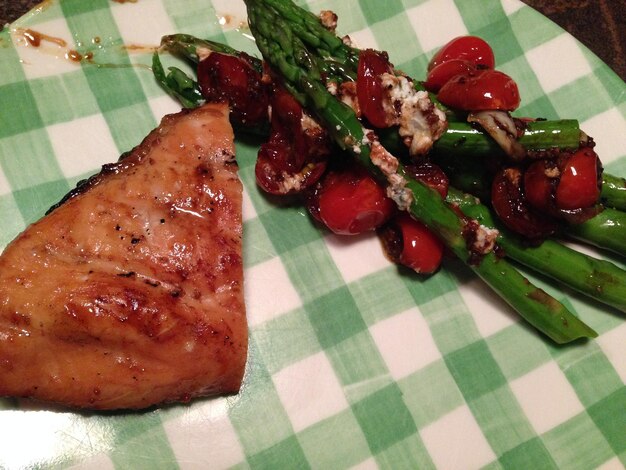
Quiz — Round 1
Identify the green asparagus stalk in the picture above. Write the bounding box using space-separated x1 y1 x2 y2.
160 34 246 64
245 0 596 343
447 188 626 313
602 173 626 211
151 52 203 109
436 120 582 156
568 207 626 256
250 0 360 68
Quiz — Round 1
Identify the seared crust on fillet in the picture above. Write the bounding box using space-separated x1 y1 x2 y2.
0 103 247 410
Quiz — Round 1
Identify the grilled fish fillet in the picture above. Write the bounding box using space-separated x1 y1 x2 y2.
0 103 247 410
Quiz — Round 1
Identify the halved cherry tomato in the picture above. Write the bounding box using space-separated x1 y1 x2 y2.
523 159 556 213
379 212 443 274
555 147 601 210
197 52 269 126
269 88 308 171
492 167 558 239
255 143 327 195
424 59 476 93
428 36 495 71
523 148 601 216
307 164 395 235
357 49 393 128
255 88 330 195
437 69 520 111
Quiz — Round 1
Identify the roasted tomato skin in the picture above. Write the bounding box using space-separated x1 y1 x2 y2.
197 52 269 125
424 59 476 93
523 147 602 219
524 159 556 213
404 162 449 199
268 88 307 171
428 36 495 71
379 212 443 274
437 69 520 111
492 167 559 239
255 88 330 195
555 147 602 210
307 164 395 235
357 49 393 128
255 143 327 195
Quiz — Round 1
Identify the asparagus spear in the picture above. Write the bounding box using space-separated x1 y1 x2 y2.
568 207 626 256
602 173 626 211
151 51 203 108
244 0 596 343
160 34 246 64
447 188 626 313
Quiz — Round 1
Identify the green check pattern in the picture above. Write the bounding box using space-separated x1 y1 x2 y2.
1 0 625 468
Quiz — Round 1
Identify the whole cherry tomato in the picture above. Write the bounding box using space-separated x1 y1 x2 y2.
357 49 393 128
555 147 601 211
424 59 476 93
307 164 395 235
379 212 443 274
427 36 495 71
437 69 520 111
197 52 269 126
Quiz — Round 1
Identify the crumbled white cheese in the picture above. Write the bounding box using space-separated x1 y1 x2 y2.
327 81 338 96
278 171 307 193
361 127 373 145
545 166 560 178
386 173 413 211
301 113 321 133
472 224 499 255
370 141 399 175
319 10 338 32
379 73 447 156
195 46 212 62
369 141 413 210
342 35 354 47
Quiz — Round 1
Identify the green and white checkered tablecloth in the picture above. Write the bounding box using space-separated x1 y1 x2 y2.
1 0 625 468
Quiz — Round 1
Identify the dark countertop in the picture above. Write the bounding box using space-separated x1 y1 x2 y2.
1 0 625 81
